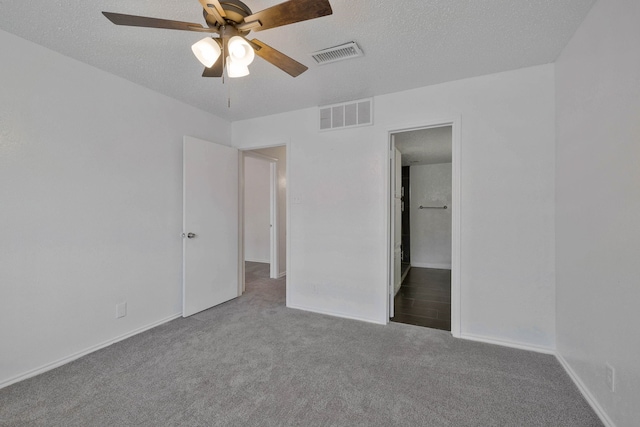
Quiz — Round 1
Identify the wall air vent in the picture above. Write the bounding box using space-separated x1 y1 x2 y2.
311 41 364 65
319 98 373 131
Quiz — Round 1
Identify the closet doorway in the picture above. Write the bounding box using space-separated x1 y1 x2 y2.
388 124 459 332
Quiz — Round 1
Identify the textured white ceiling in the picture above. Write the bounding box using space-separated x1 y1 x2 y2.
395 126 452 166
0 0 596 122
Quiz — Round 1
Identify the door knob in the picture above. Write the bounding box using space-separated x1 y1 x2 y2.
182 232 196 239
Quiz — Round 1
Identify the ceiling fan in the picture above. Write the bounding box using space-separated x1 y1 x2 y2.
102 0 333 78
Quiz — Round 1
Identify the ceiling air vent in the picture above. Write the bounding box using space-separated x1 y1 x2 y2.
319 98 373 131
311 42 363 65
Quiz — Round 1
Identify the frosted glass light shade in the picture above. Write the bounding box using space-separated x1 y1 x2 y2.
228 36 255 66
226 56 250 78
191 37 221 68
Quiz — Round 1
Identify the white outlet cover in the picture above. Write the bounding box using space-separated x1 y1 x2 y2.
116 302 127 319
606 363 615 392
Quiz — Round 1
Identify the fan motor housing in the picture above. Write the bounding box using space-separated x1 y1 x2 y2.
203 0 252 28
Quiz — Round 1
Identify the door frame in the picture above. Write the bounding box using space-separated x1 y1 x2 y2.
238 141 291 296
386 117 462 337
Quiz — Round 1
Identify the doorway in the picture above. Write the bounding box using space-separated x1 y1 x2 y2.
241 145 287 292
388 122 461 335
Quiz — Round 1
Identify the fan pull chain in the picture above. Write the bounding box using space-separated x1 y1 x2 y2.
222 37 226 86
221 33 230 108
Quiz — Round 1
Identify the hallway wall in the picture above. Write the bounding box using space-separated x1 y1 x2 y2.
244 156 271 263
409 163 452 269
252 146 287 277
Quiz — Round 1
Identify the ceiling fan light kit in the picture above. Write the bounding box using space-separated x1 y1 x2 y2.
192 37 222 68
103 0 333 79
226 56 251 78
227 36 255 67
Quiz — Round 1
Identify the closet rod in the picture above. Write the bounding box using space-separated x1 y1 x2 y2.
419 205 447 210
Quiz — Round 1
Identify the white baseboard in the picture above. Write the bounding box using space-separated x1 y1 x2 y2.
278 271 287 278
460 334 613 425
400 265 411 282
245 258 269 264
555 353 615 427
411 262 452 270
0 312 182 390
460 332 556 355
287 303 386 326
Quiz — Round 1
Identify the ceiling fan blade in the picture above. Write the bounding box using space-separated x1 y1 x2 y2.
244 0 332 32
202 55 224 77
198 0 226 26
251 39 308 77
209 0 227 18
102 12 218 33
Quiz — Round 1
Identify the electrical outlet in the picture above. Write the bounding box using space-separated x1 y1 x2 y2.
606 363 615 392
116 302 127 319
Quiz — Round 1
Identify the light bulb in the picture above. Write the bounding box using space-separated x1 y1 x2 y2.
226 56 250 78
191 37 221 68
227 36 255 67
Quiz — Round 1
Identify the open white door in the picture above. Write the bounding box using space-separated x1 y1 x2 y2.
390 145 402 319
183 136 239 317
393 148 402 295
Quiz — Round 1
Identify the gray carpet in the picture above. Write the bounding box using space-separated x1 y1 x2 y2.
1 262 601 426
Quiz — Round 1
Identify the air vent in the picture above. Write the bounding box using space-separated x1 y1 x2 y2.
311 42 364 65
319 98 373 131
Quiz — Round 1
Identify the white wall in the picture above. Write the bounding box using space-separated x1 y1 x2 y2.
233 64 556 349
410 163 452 269
0 30 230 387
234 117 385 323
244 156 271 263
555 0 640 425
253 146 287 277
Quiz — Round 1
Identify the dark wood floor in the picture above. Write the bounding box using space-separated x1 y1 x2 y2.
392 267 451 331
